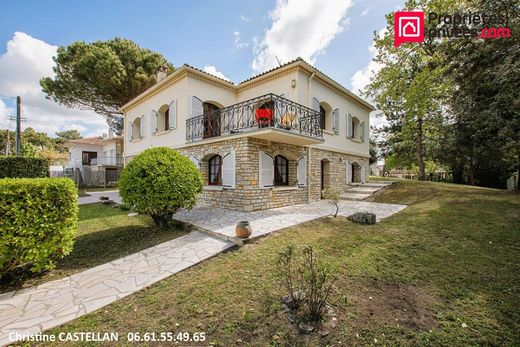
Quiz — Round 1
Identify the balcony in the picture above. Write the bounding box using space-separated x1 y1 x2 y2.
90 156 123 166
186 94 324 146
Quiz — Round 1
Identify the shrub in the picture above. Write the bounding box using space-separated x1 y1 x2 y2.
0 178 78 277
0 156 50 178
119 147 203 226
275 245 337 322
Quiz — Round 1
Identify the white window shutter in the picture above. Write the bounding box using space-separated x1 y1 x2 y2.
333 108 339 134
312 97 320 111
346 160 352 183
189 156 200 169
128 120 133 140
259 151 274 188
151 110 158 135
190 95 203 118
169 99 177 129
222 150 236 188
347 113 353 138
297 157 307 186
360 121 365 142
361 161 366 183
140 114 145 138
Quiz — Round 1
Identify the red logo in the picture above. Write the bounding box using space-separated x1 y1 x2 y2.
394 11 424 47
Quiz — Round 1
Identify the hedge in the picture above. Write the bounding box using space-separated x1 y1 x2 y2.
0 178 78 277
0 156 50 178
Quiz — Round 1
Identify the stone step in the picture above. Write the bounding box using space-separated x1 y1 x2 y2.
346 186 382 193
340 193 373 201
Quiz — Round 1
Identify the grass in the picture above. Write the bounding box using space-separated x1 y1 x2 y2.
45 181 520 346
0 204 187 293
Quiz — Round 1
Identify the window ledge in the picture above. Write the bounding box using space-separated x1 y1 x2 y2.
130 138 142 143
349 138 361 143
155 130 171 136
323 130 335 135
204 185 224 191
273 186 299 191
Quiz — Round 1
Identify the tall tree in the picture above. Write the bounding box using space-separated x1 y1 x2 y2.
55 129 82 140
41 38 174 134
442 0 519 189
365 0 455 180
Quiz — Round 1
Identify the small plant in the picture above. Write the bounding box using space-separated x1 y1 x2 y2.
300 246 336 321
323 188 341 217
275 245 337 323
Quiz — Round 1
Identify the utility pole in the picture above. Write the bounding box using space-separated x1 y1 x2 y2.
6 130 10 155
15 96 21 156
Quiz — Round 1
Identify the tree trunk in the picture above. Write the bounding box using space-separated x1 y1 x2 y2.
416 116 426 180
517 147 520 191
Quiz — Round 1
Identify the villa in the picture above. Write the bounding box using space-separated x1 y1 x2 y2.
121 58 374 211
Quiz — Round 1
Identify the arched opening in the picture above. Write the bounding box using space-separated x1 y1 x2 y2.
132 117 141 139
320 159 331 195
157 104 170 132
203 102 222 139
352 116 360 140
274 155 289 186
208 154 222 185
319 102 332 131
351 161 361 183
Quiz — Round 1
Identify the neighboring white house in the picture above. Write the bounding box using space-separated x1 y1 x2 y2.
121 58 374 211
65 132 124 186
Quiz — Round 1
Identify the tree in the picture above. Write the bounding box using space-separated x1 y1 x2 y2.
441 0 520 189
21 143 37 157
118 147 202 226
55 130 82 140
365 0 454 180
41 38 174 134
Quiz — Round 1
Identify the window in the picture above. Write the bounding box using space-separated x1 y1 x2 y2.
274 155 289 186
319 105 326 130
82 151 97 165
208 155 222 185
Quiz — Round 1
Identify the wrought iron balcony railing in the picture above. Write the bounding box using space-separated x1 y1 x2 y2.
186 93 323 142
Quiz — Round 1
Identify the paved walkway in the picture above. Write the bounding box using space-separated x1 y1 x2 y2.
176 200 406 243
0 232 233 346
78 190 122 205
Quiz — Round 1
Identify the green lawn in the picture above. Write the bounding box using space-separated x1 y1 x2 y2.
47 181 520 346
0 204 187 293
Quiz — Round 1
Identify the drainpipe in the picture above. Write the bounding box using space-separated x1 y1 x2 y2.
307 72 315 203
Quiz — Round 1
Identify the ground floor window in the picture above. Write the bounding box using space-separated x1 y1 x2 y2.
274 155 289 186
208 155 222 185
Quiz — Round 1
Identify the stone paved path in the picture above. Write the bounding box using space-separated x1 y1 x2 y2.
78 190 122 205
0 232 233 346
176 200 406 242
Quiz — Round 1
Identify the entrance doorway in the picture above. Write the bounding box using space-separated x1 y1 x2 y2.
320 159 330 196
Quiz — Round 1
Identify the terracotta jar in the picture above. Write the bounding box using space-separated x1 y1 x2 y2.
236 221 252 238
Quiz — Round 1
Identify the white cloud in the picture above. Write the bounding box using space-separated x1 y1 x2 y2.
361 7 371 16
0 32 108 137
240 15 251 22
202 65 230 81
349 28 386 95
251 0 353 73
233 31 249 50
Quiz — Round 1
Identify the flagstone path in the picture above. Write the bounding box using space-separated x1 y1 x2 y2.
0 232 233 346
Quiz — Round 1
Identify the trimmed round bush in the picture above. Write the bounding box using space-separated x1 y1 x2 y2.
0 178 78 277
119 147 202 226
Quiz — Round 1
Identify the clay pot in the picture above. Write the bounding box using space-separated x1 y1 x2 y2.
236 221 252 238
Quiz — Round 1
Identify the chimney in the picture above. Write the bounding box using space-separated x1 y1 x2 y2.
108 128 114 139
102 133 108 140
156 66 168 83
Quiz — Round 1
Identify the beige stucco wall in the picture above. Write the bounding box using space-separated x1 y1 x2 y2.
123 65 371 165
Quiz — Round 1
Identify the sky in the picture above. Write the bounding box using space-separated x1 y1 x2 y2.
0 0 402 137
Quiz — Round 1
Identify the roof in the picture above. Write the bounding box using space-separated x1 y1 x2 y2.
121 58 375 112
65 136 122 147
